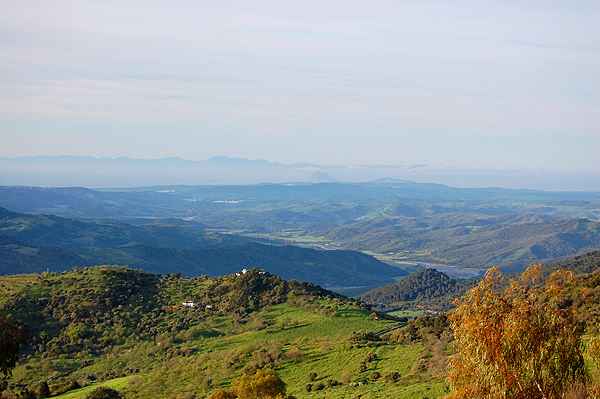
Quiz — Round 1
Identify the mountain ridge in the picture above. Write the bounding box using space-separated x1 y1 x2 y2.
2 155 598 190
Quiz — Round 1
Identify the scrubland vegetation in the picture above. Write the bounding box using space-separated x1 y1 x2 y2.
2 249 600 398
0 267 450 399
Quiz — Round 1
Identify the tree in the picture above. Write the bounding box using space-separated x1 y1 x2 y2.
443 265 588 399
36 381 51 398
208 389 236 399
209 369 294 399
0 313 32 377
233 368 290 399
85 387 123 399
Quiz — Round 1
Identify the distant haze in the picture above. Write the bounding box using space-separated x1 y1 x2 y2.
0 156 598 191
1 1 599 176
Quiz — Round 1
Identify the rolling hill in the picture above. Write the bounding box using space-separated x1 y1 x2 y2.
0 234 402 289
0 206 251 251
358 250 600 313
319 213 600 271
1 182 599 224
0 266 446 399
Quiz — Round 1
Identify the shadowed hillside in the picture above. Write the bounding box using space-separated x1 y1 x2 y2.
0 235 400 288
0 206 251 251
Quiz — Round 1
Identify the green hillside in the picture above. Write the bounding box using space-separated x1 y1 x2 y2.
318 214 600 271
357 268 478 312
0 267 445 399
0 206 251 251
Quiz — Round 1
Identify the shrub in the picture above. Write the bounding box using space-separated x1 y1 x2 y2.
208 389 236 399
364 352 377 363
325 379 339 388
232 368 290 399
370 371 381 381
20 390 36 399
85 387 123 399
36 381 51 398
384 371 401 383
346 330 381 342
307 372 317 382
358 361 367 373
341 372 353 383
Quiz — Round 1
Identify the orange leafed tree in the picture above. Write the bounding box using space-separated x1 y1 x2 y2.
443 265 588 399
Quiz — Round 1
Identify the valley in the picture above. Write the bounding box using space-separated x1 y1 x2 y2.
1 182 599 277
1 181 600 398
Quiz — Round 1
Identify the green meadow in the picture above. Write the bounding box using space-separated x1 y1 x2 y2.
2 268 448 399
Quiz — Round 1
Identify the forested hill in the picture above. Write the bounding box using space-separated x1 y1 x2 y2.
0 206 251 251
540 250 600 277
0 266 390 399
359 250 600 313
0 236 401 288
356 268 478 312
318 214 600 271
81 242 401 288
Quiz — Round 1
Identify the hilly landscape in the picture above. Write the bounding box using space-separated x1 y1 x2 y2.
3 0 599 396
0 206 250 251
0 207 402 290
1 183 600 223
1 182 600 398
318 213 600 271
1 182 599 276
0 266 448 399
2 251 600 399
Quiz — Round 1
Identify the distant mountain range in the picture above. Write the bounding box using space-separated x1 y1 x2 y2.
1 155 598 190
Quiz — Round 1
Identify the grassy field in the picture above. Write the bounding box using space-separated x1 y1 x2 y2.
53 377 132 399
386 310 425 318
3 268 449 399
40 303 446 399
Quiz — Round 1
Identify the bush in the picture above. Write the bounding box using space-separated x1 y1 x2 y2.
232 368 291 399
313 382 325 391
370 371 381 381
36 381 51 398
346 330 381 342
85 387 123 399
20 390 36 399
307 372 317 382
208 389 236 399
384 371 401 383
305 383 313 392
358 361 367 373
341 372 353 383
364 352 377 363
325 379 339 388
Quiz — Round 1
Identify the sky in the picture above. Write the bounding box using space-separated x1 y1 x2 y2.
1 0 599 176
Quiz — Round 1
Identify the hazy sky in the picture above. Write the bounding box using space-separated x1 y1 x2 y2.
1 0 599 172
